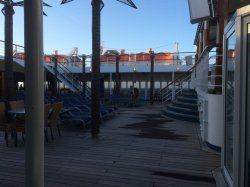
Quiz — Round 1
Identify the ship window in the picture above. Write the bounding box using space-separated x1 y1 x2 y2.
224 31 236 178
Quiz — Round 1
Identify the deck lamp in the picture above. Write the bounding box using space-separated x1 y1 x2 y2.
133 67 136 72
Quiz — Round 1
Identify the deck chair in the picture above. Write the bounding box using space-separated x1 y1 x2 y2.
48 102 63 140
44 103 51 142
9 100 25 109
0 102 14 146
9 100 25 146
9 100 25 123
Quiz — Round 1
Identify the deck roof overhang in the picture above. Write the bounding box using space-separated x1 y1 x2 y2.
0 59 24 72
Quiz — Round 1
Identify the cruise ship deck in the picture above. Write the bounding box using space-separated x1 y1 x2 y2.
0 104 220 187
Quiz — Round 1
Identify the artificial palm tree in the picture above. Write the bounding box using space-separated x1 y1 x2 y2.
1 0 15 102
0 0 50 102
61 0 137 138
91 0 101 136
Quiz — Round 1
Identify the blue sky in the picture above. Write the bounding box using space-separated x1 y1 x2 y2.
0 0 197 55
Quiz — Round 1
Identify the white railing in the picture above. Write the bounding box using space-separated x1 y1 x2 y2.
189 47 223 141
0 40 25 57
0 40 91 97
208 55 223 91
161 73 192 104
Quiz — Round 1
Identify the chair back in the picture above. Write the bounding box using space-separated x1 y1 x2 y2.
0 102 7 123
9 100 25 109
50 102 63 127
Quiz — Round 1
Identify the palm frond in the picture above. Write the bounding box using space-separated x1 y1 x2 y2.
0 0 7 5
115 0 137 9
12 1 24 6
43 2 52 7
61 0 74 5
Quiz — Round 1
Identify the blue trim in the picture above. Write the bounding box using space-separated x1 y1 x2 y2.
205 141 221 152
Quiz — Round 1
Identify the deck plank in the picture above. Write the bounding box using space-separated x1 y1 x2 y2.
0 104 220 186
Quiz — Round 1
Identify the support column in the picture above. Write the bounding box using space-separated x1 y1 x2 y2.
44 68 47 92
52 53 58 97
109 72 112 96
0 72 4 97
82 55 86 98
4 4 14 102
126 81 128 94
139 81 141 92
145 81 148 100
107 80 110 94
203 21 210 48
115 56 120 94
150 51 154 104
24 1 44 186
172 68 175 101
198 32 203 55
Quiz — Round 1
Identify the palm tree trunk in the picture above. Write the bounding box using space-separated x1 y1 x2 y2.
4 5 14 102
91 0 101 137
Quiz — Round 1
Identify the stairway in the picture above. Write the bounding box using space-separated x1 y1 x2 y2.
44 62 91 100
162 89 199 123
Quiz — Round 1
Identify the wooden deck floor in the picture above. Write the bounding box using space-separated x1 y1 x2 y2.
0 104 220 187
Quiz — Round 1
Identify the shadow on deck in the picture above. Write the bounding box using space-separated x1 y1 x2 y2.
0 104 220 187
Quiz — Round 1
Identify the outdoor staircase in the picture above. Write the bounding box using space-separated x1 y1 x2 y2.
8 56 91 99
44 62 91 100
44 63 79 91
162 89 199 123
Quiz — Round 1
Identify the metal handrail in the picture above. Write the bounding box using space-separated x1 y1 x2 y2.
58 62 91 93
160 44 221 104
161 73 192 104
49 61 91 99
160 65 195 93
0 40 25 57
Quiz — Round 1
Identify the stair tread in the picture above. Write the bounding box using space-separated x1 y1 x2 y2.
161 89 199 123
172 100 198 107
162 108 199 119
167 104 198 113
177 96 197 101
